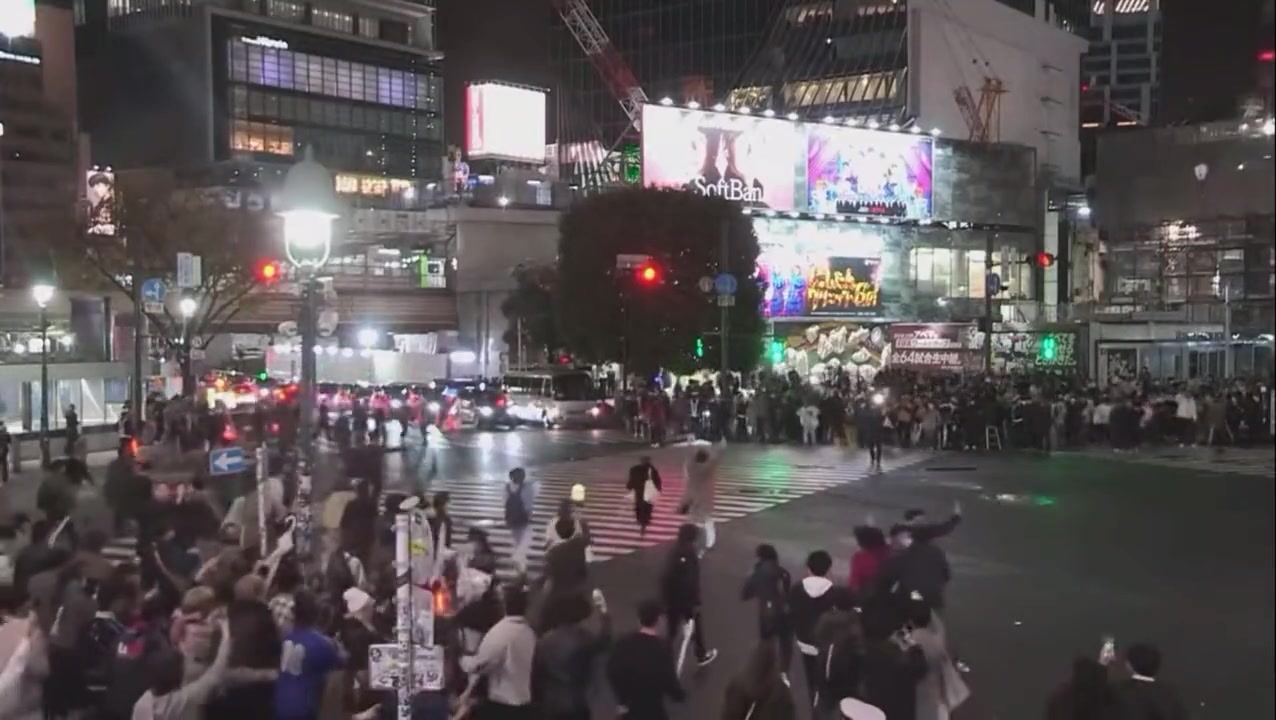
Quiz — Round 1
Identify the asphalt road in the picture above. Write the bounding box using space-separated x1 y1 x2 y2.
576 450 1275 720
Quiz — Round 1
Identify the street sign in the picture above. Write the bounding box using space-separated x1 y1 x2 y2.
615 253 651 270
716 294 736 307
697 276 714 293
190 348 206 361
985 272 1002 296
208 446 247 476
141 278 166 314
177 252 202 289
713 273 738 295
368 644 445 691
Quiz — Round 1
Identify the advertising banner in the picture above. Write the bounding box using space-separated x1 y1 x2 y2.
761 255 880 318
641 104 803 211
86 170 117 237
889 323 980 370
642 104 934 219
807 126 933 219
465 82 547 163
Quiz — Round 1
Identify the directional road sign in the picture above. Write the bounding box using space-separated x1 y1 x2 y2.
985 272 1002 296
714 273 738 295
141 278 166 314
697 276 714 293
209 446 247 476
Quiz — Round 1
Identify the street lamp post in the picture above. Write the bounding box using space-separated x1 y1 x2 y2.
179 296 197 392
279 149 340 558
32 283 55 467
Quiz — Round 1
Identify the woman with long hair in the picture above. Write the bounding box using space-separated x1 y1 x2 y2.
721 639 797 720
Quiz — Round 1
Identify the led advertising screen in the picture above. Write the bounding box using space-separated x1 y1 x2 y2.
888 323 980 370
465 82 547 164
641 104 803 211
755 217 883 319
0 1 36 40
807 126 933 219
86 170 117 237
642 105 934 219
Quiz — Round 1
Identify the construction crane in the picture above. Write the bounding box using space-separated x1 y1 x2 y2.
953 77 1006 143
553 0 648 186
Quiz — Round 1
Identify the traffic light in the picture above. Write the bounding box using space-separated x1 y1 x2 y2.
694 337 704 358
766 339 785 365
256 259 282 284
1029 252 1056 269
635 262 660 285
1038 334 1058 362
256 370 268 382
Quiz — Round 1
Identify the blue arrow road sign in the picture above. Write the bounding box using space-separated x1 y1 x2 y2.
209 446 247 476
713 273 738 295
141 278 166 303
985 272 1002 296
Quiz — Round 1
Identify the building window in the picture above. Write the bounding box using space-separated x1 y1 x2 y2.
358 17 378 39
230 120 294 156
267 0 304 22
782 70 901 109
313 7 354 34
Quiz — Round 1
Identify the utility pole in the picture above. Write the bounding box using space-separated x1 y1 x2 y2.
719 218 730 383
983 232 995 372
130 231 145 431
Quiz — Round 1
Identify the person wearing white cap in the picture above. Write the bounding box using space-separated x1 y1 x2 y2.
338 586 387 714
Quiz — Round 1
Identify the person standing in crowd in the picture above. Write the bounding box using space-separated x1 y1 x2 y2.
504 468 537 576
1112 643 1189 720
789 550 836 708
1046 658 1118 720
626 456 662 538
860 400 886 471
274 592 344 720
64 404 80 457
131 618 232 719
0 425 10 485
907 598 969 720
679 449 720 554
742 544 792 673
720 640 797 720
811 586 864 718
878 525 951 620
460 584 536 719
849 525 889 598
1173 387 1197 447
606 599 686 720
660 524 718 670
532 590 611 720
798 402 820 446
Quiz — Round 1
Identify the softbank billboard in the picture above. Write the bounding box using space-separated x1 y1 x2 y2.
641 104 933 220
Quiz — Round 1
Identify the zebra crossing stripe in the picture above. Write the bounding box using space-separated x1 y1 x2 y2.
418 447 923 579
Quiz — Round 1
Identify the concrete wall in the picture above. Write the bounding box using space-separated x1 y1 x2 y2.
932 139 1039 226
909 0 1088 183
1094 124 1276 231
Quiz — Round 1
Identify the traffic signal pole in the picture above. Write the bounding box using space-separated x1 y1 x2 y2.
719 218 730 382
983 232 994 373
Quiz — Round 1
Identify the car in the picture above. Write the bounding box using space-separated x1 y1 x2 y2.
474 389 515 430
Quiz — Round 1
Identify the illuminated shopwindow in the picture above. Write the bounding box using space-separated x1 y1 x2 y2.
267 0 304 22
358 17 379 39
312 7 354 34
782 70 901 108
230 120 294 156
725 86 773 110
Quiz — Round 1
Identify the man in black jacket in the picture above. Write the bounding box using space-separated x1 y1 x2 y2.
659 523 718 669
789 549 836 709
878 525 951 613
533 590 611 720
607 599 685 720
741 543 792 670
1113 643 1189 720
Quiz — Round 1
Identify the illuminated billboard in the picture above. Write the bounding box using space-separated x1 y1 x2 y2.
0 1 36 40
86 170 117 237
640 104 803 211
755 217 883 318
465 82 547 164
641 104 934 219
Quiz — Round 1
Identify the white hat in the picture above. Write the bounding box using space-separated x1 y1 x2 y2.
840 698 886 720
343 587 373 615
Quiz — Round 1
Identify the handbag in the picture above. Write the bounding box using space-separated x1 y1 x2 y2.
642 469 661 503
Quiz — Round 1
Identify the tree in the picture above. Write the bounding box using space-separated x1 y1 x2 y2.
501 263 559 367
76 170 276 395
555 187 763 376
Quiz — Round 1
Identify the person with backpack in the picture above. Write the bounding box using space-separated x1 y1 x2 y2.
789 550 836 709
504 468 536 577
742 544 793 676
660 524 718 671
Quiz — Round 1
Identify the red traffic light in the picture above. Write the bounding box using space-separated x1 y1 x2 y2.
256 259 281 283
1030 252 1056 269
636 263 660 284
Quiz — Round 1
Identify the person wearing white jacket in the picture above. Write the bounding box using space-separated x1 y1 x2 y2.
1174 389 1198 447
680 449 721 554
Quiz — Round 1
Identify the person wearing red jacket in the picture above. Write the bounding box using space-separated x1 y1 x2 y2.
849 525 890 597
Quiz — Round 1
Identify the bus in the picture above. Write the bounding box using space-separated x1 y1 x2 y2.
502 369 610 428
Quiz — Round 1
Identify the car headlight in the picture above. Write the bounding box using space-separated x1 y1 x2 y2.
427 402 441 413
479 406 494 417
588 406 601 417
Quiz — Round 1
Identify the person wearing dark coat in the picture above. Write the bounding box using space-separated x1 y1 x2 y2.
606 599 685 720
532 591 611 720
720 640 797 720
877 525 951 613
1111 643 1190 720
660 524 717 668
626 456 662 536
859 611 927 720
741 544 793 670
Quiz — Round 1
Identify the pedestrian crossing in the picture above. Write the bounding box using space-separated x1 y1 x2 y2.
1070 446 1276 477
430 428 640 456
413 445 924 579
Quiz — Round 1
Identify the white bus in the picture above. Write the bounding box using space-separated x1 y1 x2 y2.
502 369 610 428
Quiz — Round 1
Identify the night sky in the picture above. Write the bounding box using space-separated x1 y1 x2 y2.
438 0 1271 148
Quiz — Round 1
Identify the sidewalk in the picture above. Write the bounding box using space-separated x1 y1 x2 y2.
1069 444 1276 477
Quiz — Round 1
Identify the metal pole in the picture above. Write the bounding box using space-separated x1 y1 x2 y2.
39 306 50 467
516 316 524 370
394 511 413 717
1223 286 1232 379
130 237 145 432
299 276 317 472
983 233 995 373
255 445 269 556
719 218 729 383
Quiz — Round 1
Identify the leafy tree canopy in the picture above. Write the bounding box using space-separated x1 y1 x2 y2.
555 187 763 375
501 263 559 367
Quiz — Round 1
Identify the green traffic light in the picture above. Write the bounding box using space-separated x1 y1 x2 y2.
1039 335 1057 362
694 338 704 358
767 339 785 364
257 371 268 381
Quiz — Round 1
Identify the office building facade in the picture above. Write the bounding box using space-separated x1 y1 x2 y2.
1080 0 1161 127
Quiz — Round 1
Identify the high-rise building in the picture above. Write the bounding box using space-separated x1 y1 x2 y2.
1 0 79 287
1081 0 1161 127
74 0 443 187
1161 0 1268 123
